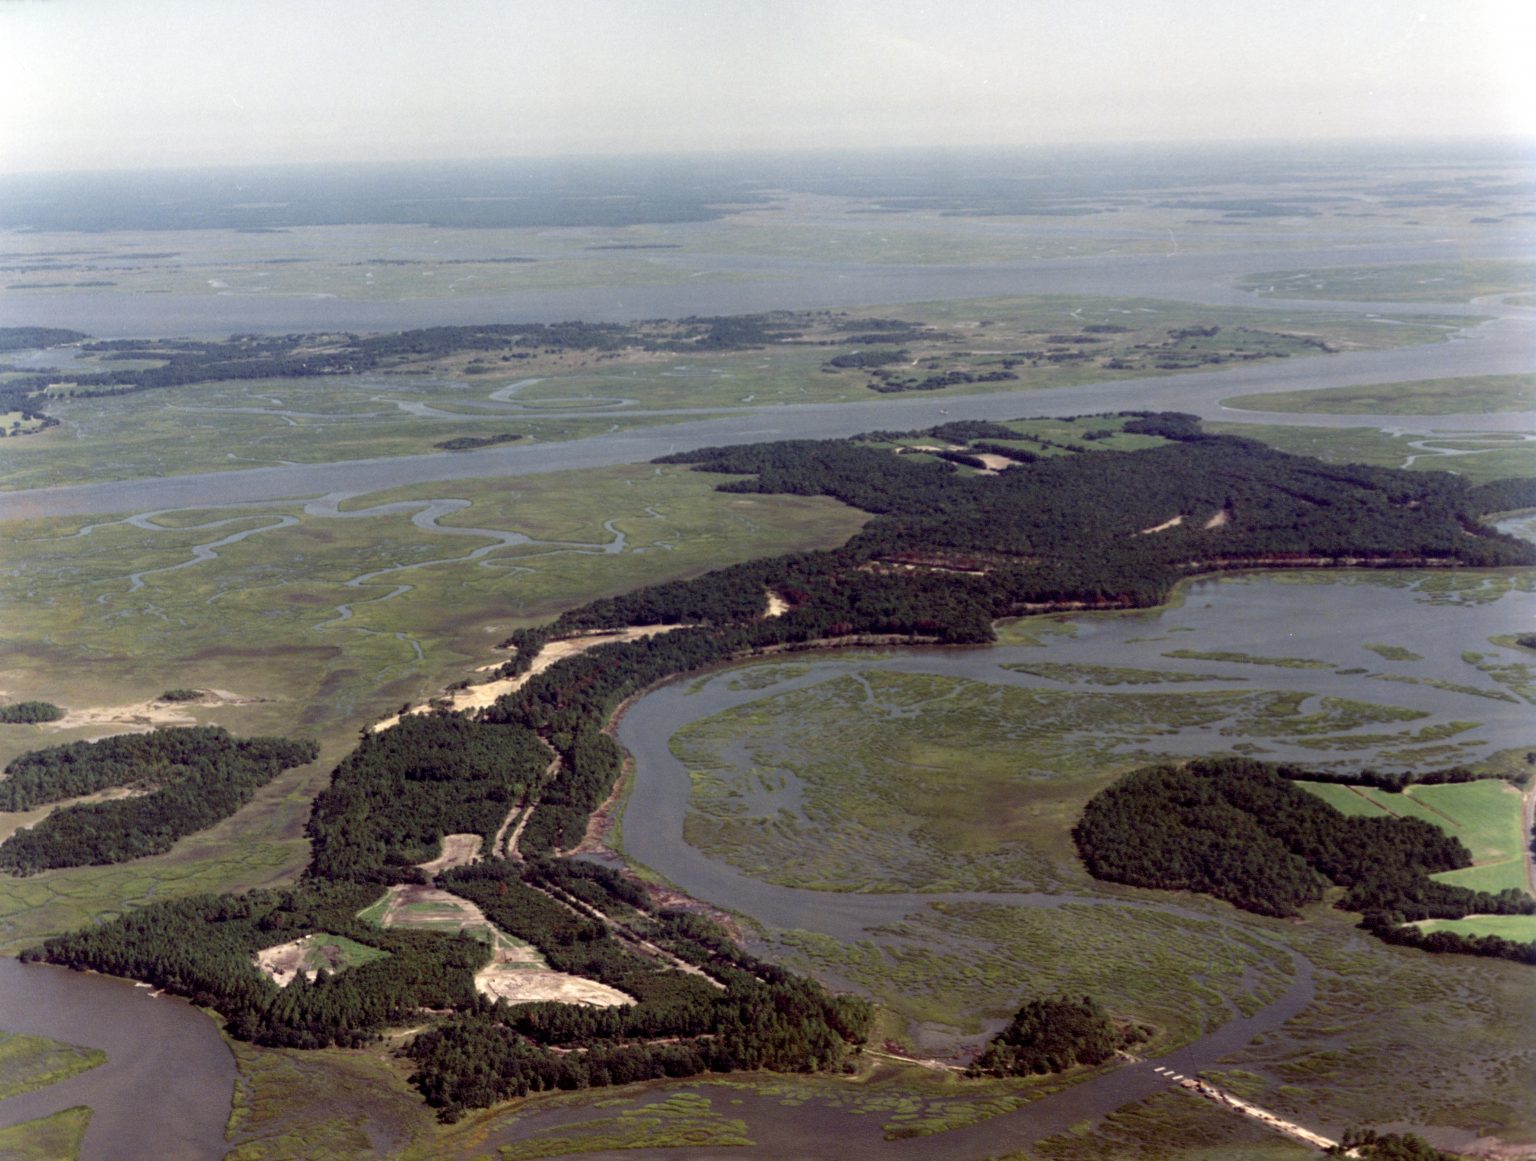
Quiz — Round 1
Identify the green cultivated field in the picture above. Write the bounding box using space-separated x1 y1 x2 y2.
1415 914 1536 941
1297 778 1530 894
1222 373 1536 416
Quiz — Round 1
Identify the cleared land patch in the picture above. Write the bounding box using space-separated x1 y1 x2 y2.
361 883 631 1007
373 625 690 732
253 932 391 988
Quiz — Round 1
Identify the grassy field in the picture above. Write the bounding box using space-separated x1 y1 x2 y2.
1222 911 1535 1140
225 1037 434 1161
674 668 1500 899
1241 259 1536 302
1296 778 1530 895
771 902 1293 1052
1032 1087 1315 1161
1415 914 1536 941
492 1091 753 1159
1222 373 1536 416
0 375 712 492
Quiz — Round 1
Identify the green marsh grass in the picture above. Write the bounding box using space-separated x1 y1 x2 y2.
0 1106 92 1161
0 1030 107 1101
1242 259 1536 302
1223 374 1536 416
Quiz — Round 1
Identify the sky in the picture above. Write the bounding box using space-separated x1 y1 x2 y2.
0 0 1531 175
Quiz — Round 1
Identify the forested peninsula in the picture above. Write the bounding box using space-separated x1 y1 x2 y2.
21 414 1536 1118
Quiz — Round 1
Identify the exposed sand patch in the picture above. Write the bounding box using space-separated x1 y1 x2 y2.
253 933 373 988
475 965 632 1008
1203 508 1233 529
1138 514 1185 535
970 453 1016 473
374 625 691 731
368 883 631 1007
763 591 790 619
416 833 483 878
43 689 266 737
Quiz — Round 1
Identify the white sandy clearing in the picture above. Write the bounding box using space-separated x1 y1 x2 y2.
253 934 345 988
970 453 1016 473
1139 514 1186 535
763 591 790 619
374 625 691 732
475 963 632 1008
416 833 483 877
369 883 631 1007
43 689 265 737
1204 508 1233 529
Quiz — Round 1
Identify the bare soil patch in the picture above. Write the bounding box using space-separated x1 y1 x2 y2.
373 625 692 731
0 787 144 843
369 883 632 1006
43 688 266 737
416 833 482 878
253 933 371 988
1139 514 1186 535
474 965 632 1008
970 452 1016 473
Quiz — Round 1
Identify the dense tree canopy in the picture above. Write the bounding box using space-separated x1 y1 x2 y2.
0 728 317 874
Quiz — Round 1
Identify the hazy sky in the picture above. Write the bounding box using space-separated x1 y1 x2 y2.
1 0 1531 174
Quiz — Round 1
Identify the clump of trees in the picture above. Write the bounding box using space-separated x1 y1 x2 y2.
967 995 1142 1077
0 701 64 724
305 713 549 883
